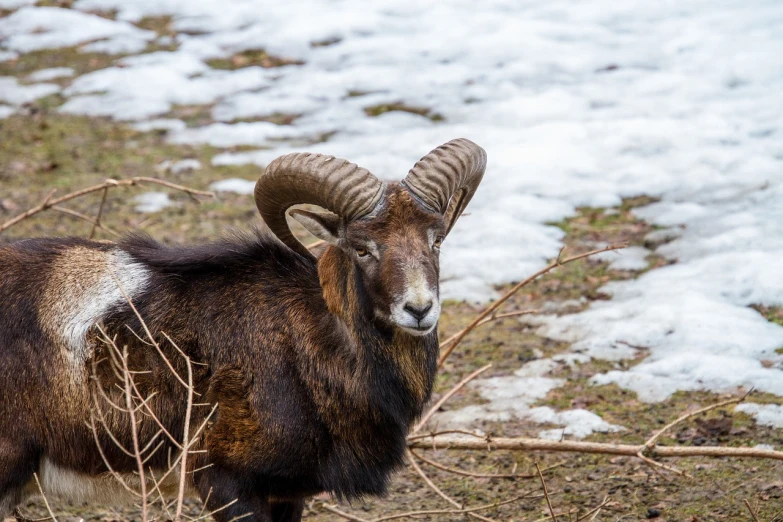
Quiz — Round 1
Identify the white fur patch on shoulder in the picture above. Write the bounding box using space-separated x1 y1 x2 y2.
42 247 150 365
64 249 149 355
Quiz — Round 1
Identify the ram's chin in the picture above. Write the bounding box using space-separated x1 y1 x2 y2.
397 323 437 337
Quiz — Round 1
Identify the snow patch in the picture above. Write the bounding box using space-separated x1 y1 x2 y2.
0 50 19 62
0 7 154 52
157 159 202 175
27 67 75 82
434 359 624 439
131 119 186 133
596 246 651 271
80 33 150 54
209 178 255 195
169 121 301 147
61 53 269 120
0 76 59 105
134 192 175 213
0 105 15 119
0 0 35 8
736 404 783 429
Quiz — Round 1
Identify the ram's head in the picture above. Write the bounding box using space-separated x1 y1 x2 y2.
255 139 486 335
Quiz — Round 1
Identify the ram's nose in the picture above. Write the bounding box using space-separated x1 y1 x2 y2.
403 301 433 322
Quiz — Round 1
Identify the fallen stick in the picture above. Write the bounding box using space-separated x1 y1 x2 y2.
408 434 783 461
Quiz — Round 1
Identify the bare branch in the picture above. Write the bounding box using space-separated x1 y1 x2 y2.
642 390 752 451
175 344 195 522
438 243 627 368
0 177 213 234
90 186 110 239
322 493 540 522
577 496 611 522
744 499 761 522
438 310 538 349
51 205 120 237
406 449 496 522
32 473 58 522
410 449 563 479
536 462 557 522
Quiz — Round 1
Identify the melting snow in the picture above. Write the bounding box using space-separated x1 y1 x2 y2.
0 76 60 106
157 158 202 175
2 0 783 437
209 178 256 195
736 404 783 429
0 7 154 53
131 119 186 133
596 246 651 271
27 67 75 82
134 192 176 213
0 105 15 119
434 359 624 439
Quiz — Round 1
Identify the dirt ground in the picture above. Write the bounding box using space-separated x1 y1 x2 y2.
2 52 783 522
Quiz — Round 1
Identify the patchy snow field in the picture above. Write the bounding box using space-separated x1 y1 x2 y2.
2 0 782 437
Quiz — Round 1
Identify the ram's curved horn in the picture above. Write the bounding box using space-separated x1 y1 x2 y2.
402 138 487 236
255 153 385 259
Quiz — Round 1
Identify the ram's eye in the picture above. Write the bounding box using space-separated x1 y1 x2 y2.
356 247 369 257
433 237 443 249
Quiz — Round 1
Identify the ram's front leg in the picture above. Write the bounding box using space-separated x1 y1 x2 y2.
196 465 272 522
271 499 304 522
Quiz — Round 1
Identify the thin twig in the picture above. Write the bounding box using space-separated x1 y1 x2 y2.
577 496 611 522
634 391 753 478
175 345 194 522
410 449 563 479
321 505 368 522
90 186 110 239
0 177 213 234
439 310 538 349
87 412 142 499
323 494 539 522
111 278 190 390
121 344 149 522
438 243 626 367
406 449 496 522
643 390 752 450
744 499 761 522
51 205 121 237
32 473 58 522
536 462 557 522
407 429 488 442
413 363 492 433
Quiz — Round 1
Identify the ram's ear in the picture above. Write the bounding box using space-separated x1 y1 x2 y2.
290 209 343 246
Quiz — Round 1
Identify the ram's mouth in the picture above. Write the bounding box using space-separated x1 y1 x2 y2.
399 323 436 336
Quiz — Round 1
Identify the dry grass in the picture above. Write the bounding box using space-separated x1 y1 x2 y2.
3 61 782 522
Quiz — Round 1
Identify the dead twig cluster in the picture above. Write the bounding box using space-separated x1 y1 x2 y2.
14 277 242 522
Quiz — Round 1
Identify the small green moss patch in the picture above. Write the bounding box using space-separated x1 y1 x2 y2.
207 49 304 70
750 304 783 327
364 101 444 122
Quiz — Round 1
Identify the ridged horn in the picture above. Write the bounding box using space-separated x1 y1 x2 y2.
402 138 487 236
255 153 385 260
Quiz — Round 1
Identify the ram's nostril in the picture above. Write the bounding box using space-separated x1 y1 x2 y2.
404 301 433 321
